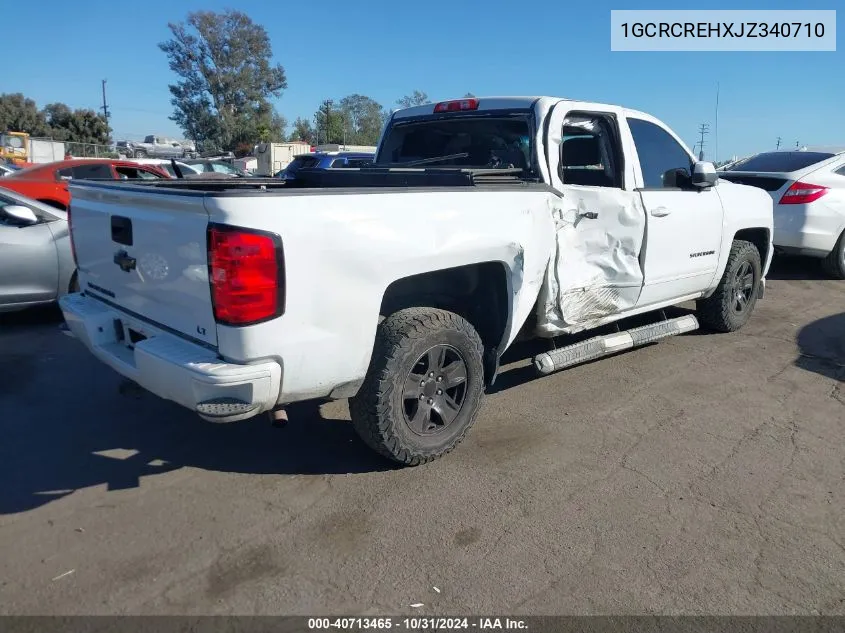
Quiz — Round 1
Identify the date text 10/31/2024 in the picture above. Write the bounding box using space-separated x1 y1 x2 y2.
308 618 529 630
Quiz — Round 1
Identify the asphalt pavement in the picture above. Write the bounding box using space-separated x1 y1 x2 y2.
0 256 843 615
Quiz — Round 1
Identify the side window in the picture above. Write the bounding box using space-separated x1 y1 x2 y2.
330 158 348 168
627 118 694 189
834 165 845 177
71 164 113 180
559 113 623 188
211 162 236 174
347 158 373 168
115 166 162 180
56 167 73 180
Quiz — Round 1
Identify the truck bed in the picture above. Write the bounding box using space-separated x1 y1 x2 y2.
76 167 543 195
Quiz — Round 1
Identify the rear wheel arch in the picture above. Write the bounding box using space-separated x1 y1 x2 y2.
378 262 513 385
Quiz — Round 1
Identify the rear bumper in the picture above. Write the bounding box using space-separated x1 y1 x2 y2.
773 202 844 257
59 293 282 422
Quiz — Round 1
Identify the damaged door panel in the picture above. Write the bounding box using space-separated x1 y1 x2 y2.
535 106 646 334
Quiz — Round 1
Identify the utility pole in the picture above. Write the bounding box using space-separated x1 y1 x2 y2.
697 123 710 161
100 79 110 130
776 137 781 150
323 99 333 146
713 82 719 163
795 140 800 149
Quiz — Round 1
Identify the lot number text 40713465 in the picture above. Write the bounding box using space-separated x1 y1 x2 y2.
307 617 528 630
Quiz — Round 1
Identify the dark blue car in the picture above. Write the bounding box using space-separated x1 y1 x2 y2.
275 152 374 180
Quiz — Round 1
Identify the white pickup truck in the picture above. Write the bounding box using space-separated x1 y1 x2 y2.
60 96 774 465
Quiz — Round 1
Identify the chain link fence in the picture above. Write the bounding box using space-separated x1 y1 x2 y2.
63 141 117 158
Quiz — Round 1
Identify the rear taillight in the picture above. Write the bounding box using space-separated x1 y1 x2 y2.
67 204 78 266
433 98 479 113
207 224 285 326
779 181 829 205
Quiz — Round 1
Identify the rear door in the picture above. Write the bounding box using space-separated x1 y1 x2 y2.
70 183 218 346
626 116 725 306
543 102 647 322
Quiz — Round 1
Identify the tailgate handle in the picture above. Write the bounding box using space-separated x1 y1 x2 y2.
113 249 136 273
111 215 133 246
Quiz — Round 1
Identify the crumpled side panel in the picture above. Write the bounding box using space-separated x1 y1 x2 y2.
535 187 646 335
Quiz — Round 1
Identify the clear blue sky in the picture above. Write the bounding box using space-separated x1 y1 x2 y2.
3 0 842 160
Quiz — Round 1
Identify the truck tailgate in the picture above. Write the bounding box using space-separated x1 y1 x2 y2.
70 183 218 347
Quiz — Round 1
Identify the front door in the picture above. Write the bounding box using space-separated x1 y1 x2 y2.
626 117 725 307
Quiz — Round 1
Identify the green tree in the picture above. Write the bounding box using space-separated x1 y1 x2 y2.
288 117 315 143
338 94 385 145
312 99 345 145
396 90 430 109
0 94 111 144
464 92 476 98
43 103 111 144
63 109 111 145
159 9 288 151
0 93 50 136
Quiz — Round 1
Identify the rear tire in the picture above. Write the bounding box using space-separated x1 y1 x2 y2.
697 239 762 333
133 149 147 158
821 230 845 280
349 307 485 466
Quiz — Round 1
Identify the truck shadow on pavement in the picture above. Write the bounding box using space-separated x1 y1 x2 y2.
0 394 397 515
794 311 845 384
0 311 397 515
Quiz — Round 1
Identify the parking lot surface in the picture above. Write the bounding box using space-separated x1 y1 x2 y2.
1 257 843 615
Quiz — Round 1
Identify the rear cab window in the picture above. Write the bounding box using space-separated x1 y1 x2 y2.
377 108 536 175
284 155 321 175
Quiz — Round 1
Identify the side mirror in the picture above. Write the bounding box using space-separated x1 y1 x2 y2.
691 161 718 188
3 205 39 225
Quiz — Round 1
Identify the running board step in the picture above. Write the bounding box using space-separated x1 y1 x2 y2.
533 314 699 376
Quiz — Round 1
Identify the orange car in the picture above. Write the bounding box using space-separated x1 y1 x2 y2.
1 158 170 210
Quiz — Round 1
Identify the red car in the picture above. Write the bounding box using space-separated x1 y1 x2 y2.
0 159 169 210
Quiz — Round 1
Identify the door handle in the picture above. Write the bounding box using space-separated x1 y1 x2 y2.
651 206 671 217
578 211 598 220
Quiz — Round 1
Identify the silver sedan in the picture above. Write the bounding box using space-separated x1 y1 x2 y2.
0 186 77 313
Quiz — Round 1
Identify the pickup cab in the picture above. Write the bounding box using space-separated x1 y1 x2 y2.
126 136 191 160
59 96 774 465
